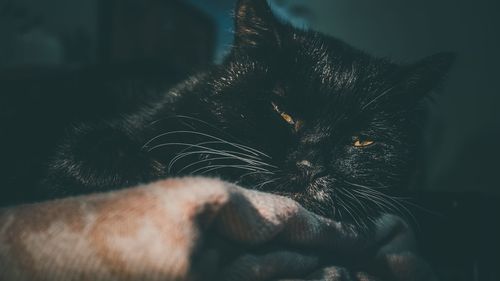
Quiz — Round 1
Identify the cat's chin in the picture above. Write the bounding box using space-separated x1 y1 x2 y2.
271 187 381 233
233 174 382 231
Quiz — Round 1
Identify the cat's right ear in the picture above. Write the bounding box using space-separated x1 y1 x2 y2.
401 52 456 96
233 0 284 51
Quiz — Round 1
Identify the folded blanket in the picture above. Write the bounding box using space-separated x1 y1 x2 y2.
0 177 436 281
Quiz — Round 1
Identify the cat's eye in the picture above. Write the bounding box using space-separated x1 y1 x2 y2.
280 112 295 125
353 138 375 148
271 102 304 132
272 102 295 125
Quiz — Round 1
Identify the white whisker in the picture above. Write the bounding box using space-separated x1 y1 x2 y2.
144 130 270 159
191 165 268 175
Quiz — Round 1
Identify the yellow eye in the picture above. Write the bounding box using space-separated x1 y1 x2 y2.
353 138 375 148
280 112 295 125
272 102 295 125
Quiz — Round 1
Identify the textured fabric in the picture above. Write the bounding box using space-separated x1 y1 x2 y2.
0 177 436 281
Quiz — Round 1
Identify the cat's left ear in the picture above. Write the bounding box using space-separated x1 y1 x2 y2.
233 0 284 50
399 52 456 99
364 53 455 110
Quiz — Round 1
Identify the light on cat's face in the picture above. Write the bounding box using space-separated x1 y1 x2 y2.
271 102 304 132
272 101 375 148
271 102 295 124
353 138 375 148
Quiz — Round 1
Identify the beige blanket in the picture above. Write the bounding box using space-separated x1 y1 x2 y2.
0 177 436 281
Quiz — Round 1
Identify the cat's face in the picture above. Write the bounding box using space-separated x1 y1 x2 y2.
161 0 454 227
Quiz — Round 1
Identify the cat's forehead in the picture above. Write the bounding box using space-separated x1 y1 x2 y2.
219 31 398 104
291 33 395 94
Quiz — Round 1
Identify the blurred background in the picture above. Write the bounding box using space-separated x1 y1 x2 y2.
0 0 498 280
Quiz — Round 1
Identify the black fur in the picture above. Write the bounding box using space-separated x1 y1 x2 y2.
1 0 454 228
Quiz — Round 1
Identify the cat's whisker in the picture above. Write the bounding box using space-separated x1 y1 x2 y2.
337 188 370 221
361 85 397 111
176 156 237 174
191 164 269 176
337 188 370 229
165 141 270 172
252 178 280 190
343 180 389 190
169 150 243 174
335 194 362 229
142 116 278 177
238 170 275 181
343 180 408 217
147 141 273 173
354 193 402 229
352 187 419 229
397 199 444 218
351 190 390 213
171 115 272 159
352 188 401 213
161 145 258 172
167 148 276 174
171 141 226 159
144 130 270 159
338 187 366 212
170 147 273 169
386 195 420 230
352 189 394 214
326 191 338 221
146 132 276 174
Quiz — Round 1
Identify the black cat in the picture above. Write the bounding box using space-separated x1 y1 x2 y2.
1 0 453 228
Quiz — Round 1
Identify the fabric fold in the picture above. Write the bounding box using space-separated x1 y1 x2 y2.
0 177 435 281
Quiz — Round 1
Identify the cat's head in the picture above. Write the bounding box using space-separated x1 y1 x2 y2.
158 0 454 227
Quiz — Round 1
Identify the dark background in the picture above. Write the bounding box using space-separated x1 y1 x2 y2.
0 0 499 280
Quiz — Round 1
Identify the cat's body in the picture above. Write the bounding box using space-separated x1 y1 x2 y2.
0 62 186 206
0 0 453 229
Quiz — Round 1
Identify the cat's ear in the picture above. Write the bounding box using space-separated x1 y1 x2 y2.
363 53 455 110
233 0 283 50
400 52 456 98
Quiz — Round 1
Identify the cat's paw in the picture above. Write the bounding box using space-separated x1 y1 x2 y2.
41 122 166 197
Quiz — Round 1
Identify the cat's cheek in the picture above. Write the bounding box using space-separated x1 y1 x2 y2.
330 144 391 181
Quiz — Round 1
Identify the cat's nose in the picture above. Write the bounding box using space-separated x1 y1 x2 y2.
296 160 326 180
